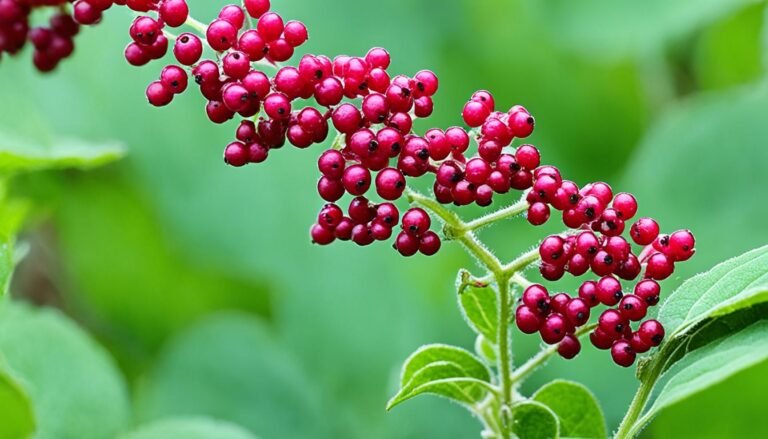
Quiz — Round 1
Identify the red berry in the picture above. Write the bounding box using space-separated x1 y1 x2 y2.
395 231 419 256
508 109 534 137
218 4 245 29
611 340 636 367
342 165 371 196
284 20 308 46
522 284 550 314
628 332 651 354
244 0 270 18
375 168 406 200
465 158 492 185
462 100 490 127
160 65 187 94
402 208 430 236
558 334 581 359
540 313 567 344
619 294 647 321
311 223 335 245
173 33 202 65
146 81 173 106
318 203 343 230
596 275 623 306
160 0 188 27
539 235 566 265
527 202 550 226
206 19 238 51
668 229 695 261
317 177 344 202
630 217 660 246
516 305 542 334
638 319 665 346
590 328 614 350
613 192 638 219
578 281 600 307
645 252 675 280
223 141 248 167
515 144 540 169
634 279 660 306
257 12 284 41
414 70 438 96
419 231 441 255
564 298 590 326
598 309 627 337
471 90 494 111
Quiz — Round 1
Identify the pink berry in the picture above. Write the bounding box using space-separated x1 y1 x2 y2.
342 165 371 196
310 223 335 245
619 294 647 321
522 284 550 314
146 81 173 106
160 0 188 27
596 275 623 306
462 100 490 127
630 217 660 246
668 230 695 261
634 279 661 306
160 65 187 94
218 4 245 29
638 319 665 346
564 298 590 326
257 12 284 41
173 33 202 65
206 19 238 51
613 192 638 219
598 309 627 337
244 0 270 19
375 168 406 200
645 252 675 280
224 141 248 167
527 202 550 226
284 20 308 46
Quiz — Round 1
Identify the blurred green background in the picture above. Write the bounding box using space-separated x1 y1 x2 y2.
2 0 768 437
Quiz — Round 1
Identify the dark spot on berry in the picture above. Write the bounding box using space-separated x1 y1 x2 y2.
314 69 322 79
180 35 189 43
652 334 663 343
585 207 595 219
417 149 429 160
369 141 378 152
401 88 411 97
395 181 404 188
604 255 614 264
569 194 579 204
526 116 534 125
417 82 425 92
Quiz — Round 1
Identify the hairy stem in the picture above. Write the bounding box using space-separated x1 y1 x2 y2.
510 323 597 385
496 273 513 437
464 194 530 232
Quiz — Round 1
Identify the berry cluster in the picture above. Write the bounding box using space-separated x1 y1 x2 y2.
0 0 80 72
8 0 697 367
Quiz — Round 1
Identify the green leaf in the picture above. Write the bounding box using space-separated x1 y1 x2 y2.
0 132 124 176
657 244 768 338
0 368 35 439
475 335 497 364
119 417 258 439
387 344 493 411
641 320 768 426
0 301 130 439
532 380 606 439
510 400 559 439
136 312 326 439
458 277 499 343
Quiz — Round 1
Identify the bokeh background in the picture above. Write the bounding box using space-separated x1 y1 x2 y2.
2 0 768 437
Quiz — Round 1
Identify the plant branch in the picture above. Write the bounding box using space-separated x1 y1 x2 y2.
510 323 598 385
464 193 530 232
502 247 540 274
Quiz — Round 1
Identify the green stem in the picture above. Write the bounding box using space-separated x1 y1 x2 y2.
510 324 598 385
464 194 530 232
614 356 664 438
184 16 208 34
502 247 540 274
496 273 513 437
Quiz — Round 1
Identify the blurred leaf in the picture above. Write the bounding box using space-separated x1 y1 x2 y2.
0 132 124 176
387 344 493 411
44 174 271 358
510 400 559 439
0 301 130 439
532 380 607 439
119 417 258 439
136 312 327 439
657 244 768 338
458 277 499 344
526 0 761 61
0 368 35 439
693 2 764 90
642 320 768 427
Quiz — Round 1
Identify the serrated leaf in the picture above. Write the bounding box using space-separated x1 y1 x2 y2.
641 320 768 426
532 380 606 439
459 281 499 344
657 244 768 337
387 344 493 411
0 301 130 439
118 417 258 439
0 133 124 176
0 368 35 439
510 400 559 439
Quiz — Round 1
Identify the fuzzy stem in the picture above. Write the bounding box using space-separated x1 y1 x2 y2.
496 273 513 436
184 16 208 34
510 323 597 385
464 194 530 232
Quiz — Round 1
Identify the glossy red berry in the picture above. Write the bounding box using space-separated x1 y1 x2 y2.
419 231 441 255
522 284 550 314
159 65 187 94
558 334 581 359
578 280 600 307
619 294 647 321
207 19 238 51
462 100 490 127
257 12 284 41
596 275 623 306
638 319 665 346
375 168 406 200
244 0 270 18
590 328 614 350
394 231 419 256
630 217 659 246
540 313 567 344
311 223 335 245
645 252 675 280
668 230 695 261
564 298 590 326
146 81 173 106
539 236 566 265
612 192 638 219
223 141 248 167
284 20 308 46
402 208 430 236
342 165 371 196
611 340 636 367
160 0 189 27
634 279 661 306
527 202 550 226
598 309 627 337
516 305 542 334
173 33 202 65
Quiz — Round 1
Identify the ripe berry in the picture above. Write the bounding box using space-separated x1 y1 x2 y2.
332 103 362 134
395 231 419 256
462 100 490 127
645 252 675 280
471 90 494 110
375 168 406 200
516 305 542 334
564 298 590 326
352 224 374 246
578 281 600 307
508 108 534 137
522 284 550 314
257 12 284 41
628 332 651 354
590 328 614 350
611 340 636 367
668 230 695 261
598 309 627 337
539 236 566 265
317 176 344 202
634 279 660 306
376 203 400 226
342 165 371 196
284 20 308 46
619 294 647 321
515 144 540 169
590 250 616 277
540 313 567 344
465 158 491 185
334 218 354 240
402 208 430 236
638 319 665 346
419 231 441 255
318 204 343 230
414 70 438 96
244 0 270 19
310 223 335 245
575 231 599 256
613 192 638 219
596 275 623 306
125 43 150 66
160 0 189 28
219 4 245 29
558 335 581 359
146 81 173 106
223 141 248 167
206 19 238 51
223 51 250 79
263 93 291 119
348 197 374 223
160 65 187 94
550 293 570 314
630 217 659 245
540 262 565 281
527 202 550 226
173 33 202 65
222 83 251 112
